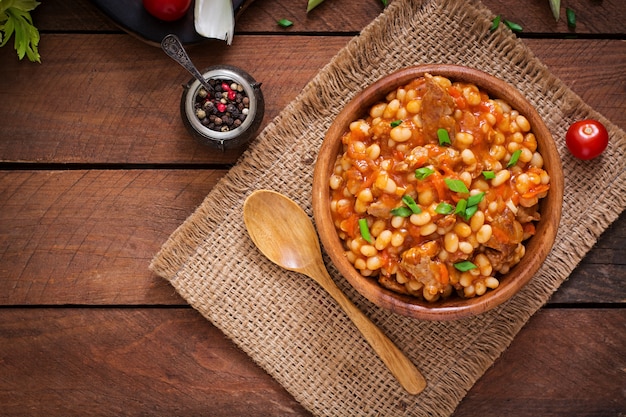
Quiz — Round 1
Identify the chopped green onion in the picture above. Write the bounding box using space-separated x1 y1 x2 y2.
503 19 523 32
453 197 481 221
454 199 467 216
445 178 469 194
437 128 451 146
467 192 485 207
490 15 501 31
566 8 576 28
415 167 435 180
390 206 412 217
435 202 455 215
507 149 522 167
277 18 293 27
482 171 495 180
390 120 402 128
454 260 478 272
358 218 372 243
464 205 479 220
402 195 422 214
380 0 388 6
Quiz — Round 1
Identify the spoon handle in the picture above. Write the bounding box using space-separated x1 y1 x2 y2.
306 262 427 395
161 34 212 92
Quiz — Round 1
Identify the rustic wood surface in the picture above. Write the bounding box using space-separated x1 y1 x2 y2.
0 0 624 416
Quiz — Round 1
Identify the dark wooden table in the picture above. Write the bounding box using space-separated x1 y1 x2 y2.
1 1 624 415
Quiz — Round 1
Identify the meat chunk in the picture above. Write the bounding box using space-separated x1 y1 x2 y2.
421 74 456 142
516 204 541 223
483 208 525 272
366 201 392 219
398 241 440 282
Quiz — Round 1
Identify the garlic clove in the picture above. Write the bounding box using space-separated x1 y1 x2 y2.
194 0 235 45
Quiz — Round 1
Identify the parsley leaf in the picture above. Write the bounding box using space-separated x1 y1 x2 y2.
0 0 41 62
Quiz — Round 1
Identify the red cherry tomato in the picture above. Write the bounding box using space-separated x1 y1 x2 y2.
565 119 609 160
143 0 192 22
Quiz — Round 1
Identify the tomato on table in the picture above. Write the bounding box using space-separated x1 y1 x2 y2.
143 0 192 21
565 119 609 160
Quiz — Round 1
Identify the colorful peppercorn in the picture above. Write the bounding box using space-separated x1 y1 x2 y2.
193 78 250 133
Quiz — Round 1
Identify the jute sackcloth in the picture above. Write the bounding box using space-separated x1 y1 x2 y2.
150 0 626 415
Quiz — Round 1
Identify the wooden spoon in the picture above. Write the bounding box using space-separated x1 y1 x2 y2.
243 189 426 395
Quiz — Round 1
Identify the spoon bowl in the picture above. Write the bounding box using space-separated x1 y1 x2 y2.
243 189 426 395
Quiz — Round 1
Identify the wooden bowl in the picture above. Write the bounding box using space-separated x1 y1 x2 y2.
312 65 563 320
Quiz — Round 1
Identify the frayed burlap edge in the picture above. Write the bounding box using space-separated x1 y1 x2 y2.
150 0 626 416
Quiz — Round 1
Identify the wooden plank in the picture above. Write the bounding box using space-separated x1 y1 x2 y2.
0 34 347 164
1 170 624 306
525 38 626 129
1 36 624 164
0 308 622 416
481 0 625 34
0 170 224 305
32 0 626 35
453 308 626 417
551 211 626 304
0 307 312 417
238 0 626 35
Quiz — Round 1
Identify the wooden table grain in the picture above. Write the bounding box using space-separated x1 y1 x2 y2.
0 0 624 416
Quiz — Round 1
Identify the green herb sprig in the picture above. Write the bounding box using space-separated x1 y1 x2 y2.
0 0 41 62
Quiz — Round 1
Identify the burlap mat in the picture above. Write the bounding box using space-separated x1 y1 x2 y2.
150 0 626 415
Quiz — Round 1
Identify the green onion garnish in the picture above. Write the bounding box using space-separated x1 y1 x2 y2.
507 149 522 167
467 192 485 208
390 206 412 217
566 8 576 28
454 199 467 216
415 167 435 180
437 128 451 146
482 171 495 179
452 193 484 221
464 205 479 220
402 195 422 214
358 218 372 243
503 19 523 32
277 18 293 27
390 120 402 128
490 15 501 31
435 202 455 215
445 178 469 194
454 260 478 272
